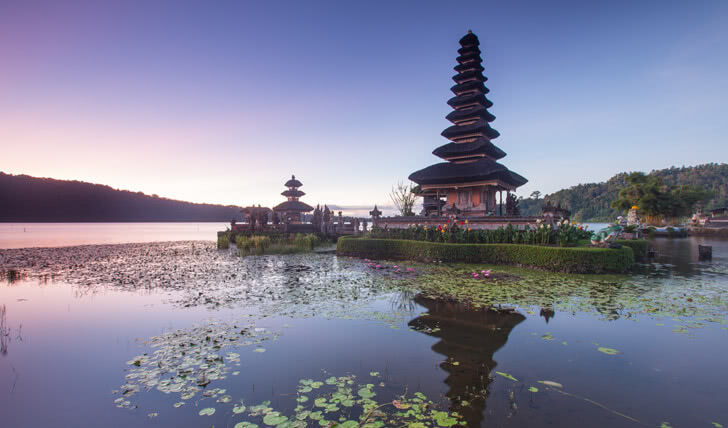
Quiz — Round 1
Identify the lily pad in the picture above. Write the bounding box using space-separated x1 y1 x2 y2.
199 407 216 416
597 347 620 355
495 371 518 382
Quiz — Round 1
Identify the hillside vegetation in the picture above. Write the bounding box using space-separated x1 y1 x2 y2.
519 163 728 222
0 172 243 222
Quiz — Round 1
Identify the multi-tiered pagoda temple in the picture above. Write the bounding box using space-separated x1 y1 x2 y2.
273 175 314 223
409 31 527 217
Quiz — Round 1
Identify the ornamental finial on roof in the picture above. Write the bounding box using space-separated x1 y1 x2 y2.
468 29 472 34
292 174 295 179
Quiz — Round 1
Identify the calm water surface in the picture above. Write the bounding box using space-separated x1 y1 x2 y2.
0 222 224 249
0 229 727 427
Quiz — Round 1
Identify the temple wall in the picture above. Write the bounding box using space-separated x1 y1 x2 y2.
447 191 457 205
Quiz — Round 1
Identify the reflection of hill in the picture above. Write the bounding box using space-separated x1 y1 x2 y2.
408 297 525 426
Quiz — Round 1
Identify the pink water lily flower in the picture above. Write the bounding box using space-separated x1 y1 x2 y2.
393 265 399 269
473 273 479 278
407 268 415 272
375 264 381 269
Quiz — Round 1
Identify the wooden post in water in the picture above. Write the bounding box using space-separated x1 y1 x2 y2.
698 245 712 260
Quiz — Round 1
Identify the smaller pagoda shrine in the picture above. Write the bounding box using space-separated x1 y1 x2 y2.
273 175 314 223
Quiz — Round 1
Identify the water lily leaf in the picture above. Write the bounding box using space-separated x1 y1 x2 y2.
254 348 266 353
711 423 722 428
369 371 379 377
537 380 563 388
234 423 259 428
199 407 216 416
495 371 518 381
314 397 328 407
337 421 358 428
597 347 620 355
392 400 411 409
528 387 538 393
357 387 375 399
233 404 247 414
173 402 185 408
263 412 288 425
147 412 158 418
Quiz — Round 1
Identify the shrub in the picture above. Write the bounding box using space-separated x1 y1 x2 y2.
337 237 634 273
615 239 648 260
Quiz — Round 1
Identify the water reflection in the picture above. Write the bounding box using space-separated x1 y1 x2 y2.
409 297 525 426
0 305 22 357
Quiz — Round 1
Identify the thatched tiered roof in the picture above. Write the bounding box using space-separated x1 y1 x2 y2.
409 31 527 190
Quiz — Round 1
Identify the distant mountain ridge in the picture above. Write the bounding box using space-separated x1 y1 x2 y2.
519 163 728 222
0 172 243 222
4 164 727 223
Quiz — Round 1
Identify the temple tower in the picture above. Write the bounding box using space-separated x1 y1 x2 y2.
409 31 527 216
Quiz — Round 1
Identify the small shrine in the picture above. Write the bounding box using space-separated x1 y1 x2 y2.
408 31 527 217
273 175 314 223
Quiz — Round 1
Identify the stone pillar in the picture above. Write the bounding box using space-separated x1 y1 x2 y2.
363 219 368 232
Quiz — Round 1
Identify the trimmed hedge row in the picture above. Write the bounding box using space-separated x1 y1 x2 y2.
616 239 648 260
337 237 634 273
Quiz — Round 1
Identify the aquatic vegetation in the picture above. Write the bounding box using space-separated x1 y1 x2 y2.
218 231 231 249
597 347 620 355
394 262 728 324
236 233 325 256
113 319 278 410
141 372 464 427
495 371 518 382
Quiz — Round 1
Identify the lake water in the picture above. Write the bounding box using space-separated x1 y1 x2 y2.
0 222 224 249
0 226 727 427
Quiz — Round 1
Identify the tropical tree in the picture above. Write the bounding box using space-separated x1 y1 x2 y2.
530 190 541 200
390 181 417 217
612 172 711 223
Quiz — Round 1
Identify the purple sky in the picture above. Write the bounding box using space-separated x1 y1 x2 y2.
2 0 727 212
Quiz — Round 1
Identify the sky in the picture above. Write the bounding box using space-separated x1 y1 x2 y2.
1 0 727 212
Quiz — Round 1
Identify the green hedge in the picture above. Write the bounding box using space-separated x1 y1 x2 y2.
337 237 634 273
615 239 648 260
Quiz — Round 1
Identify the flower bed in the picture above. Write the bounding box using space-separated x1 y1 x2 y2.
369 221 592 247
337 237 634 273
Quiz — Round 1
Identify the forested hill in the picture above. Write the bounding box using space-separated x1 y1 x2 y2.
519 163 728 222
0 172 244 222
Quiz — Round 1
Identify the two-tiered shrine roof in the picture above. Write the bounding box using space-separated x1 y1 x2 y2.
273 200 314 212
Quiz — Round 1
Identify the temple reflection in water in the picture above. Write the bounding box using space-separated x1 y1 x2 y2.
408 297 525 425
